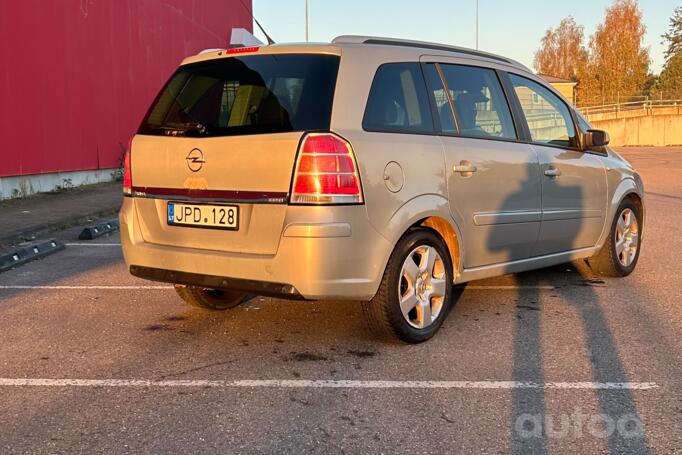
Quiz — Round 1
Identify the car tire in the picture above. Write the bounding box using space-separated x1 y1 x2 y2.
174 285 247 310
362 228 454 343
587 199 642 277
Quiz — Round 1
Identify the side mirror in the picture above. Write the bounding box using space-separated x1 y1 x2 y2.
583 129 610 149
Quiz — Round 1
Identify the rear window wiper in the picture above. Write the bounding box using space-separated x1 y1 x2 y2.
156 122 208 136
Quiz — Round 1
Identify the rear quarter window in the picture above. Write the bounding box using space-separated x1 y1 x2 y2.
362 63 434 134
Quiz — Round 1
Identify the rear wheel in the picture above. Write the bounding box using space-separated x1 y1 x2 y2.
587 199 642 277
174 285 247 310
363 229 453 343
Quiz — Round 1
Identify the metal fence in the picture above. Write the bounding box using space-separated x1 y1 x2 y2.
577 99 682 117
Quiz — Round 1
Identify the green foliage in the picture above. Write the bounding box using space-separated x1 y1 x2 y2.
657 6 682 98
50 178 74 194
10 179 35 199
658 53 682 98
643 73 660 97
662 6 682 61
110 169 123 182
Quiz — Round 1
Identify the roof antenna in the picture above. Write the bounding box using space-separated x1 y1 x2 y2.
238 0 275 45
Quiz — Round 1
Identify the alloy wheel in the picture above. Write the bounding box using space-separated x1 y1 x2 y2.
398 245 447 329
615 208 639 267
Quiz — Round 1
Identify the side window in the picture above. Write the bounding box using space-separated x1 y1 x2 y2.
363 63 434 133
439 64 516 139
509 74 577 147
423 64 457 134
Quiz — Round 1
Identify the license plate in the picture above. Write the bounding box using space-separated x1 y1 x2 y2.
167 202 239 230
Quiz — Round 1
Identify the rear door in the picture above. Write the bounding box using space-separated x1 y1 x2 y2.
507 74 606 255
130 53 339 255
423 61 542 268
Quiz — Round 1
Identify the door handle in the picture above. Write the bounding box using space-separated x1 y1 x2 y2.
544 167 561 177
453 161 477 176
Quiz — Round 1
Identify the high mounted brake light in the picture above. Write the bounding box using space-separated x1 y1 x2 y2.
290 133 364 205
226 46 260 55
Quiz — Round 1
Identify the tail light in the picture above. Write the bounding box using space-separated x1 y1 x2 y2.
290 133 364 204
122 139 132 196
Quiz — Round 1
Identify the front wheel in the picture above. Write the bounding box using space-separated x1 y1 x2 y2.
174 285 247 310
587 199 642 277
362 229 454 343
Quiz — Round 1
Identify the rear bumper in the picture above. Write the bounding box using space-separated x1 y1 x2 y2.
119 197 392 301
130 265 305 300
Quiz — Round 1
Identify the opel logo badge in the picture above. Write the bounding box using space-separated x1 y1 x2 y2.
186 148 205 172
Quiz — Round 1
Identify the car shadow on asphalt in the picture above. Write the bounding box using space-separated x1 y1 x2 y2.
508 262 651 455
483 162 651 454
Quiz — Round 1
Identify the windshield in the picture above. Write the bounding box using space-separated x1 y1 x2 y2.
139 54 339 137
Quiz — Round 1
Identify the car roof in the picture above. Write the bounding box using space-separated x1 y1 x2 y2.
332 35 531 72
183 35 532 75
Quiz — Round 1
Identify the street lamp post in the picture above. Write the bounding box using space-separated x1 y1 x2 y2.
475 0 479 50
305 0 309 42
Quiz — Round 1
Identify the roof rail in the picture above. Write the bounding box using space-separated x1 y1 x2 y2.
332 35 529 71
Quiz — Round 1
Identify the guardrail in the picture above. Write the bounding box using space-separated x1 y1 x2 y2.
578 99 682 117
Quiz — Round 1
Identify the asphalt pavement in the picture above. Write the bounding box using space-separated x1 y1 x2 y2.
0 182 121 248
0 148 680 454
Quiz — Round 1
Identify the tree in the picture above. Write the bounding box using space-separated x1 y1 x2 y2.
579 0 650 105
662 6 682 61
657 52 682 99
533 16 588 81
657 6 682 98
642 72 660 97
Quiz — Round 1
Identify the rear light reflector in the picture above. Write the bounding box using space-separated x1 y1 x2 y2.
290 133 363 204
122 138 132 195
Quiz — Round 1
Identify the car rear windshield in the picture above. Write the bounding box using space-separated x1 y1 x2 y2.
139 54 340 137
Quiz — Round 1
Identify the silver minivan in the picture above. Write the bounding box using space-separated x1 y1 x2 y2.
120 36 645 343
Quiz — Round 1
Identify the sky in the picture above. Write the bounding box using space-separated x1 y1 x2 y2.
251 0 678 74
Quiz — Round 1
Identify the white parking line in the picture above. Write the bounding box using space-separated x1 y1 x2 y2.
0 285 171 290
0 378 659 390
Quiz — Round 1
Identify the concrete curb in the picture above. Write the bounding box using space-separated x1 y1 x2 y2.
78 219 120 240
0 207 119 248
0 239 65 273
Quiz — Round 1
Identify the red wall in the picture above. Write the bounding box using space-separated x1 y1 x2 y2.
0 0 252 177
